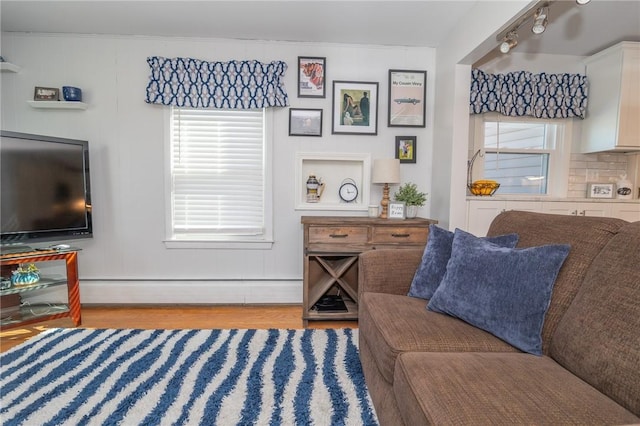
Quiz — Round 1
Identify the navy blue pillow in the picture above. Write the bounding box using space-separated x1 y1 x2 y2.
408 225 519 300
427 229 570 355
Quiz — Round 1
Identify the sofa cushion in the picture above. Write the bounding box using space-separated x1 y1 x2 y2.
550 220 640 416
487 211 628 354
359 292 517 384
394 352 639 425
427 229 570 355
408 224 518 299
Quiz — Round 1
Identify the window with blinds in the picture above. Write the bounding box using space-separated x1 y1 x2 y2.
170 107 266 239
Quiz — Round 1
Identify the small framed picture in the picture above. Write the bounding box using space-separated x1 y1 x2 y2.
395 136 416 163
289 108 323 137
388 70 427 127
298 56 326 98
34 86 60 101
332 80 378 135
587 183 616 199
388 201 406 219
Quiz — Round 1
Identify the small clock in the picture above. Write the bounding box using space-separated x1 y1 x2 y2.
339 178 358 202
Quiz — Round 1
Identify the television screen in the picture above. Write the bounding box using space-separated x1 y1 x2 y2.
1 131 92 249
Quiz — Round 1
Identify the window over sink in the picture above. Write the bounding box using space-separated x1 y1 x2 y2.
472 114 572 196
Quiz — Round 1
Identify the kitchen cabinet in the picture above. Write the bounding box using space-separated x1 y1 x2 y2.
466 200 542 236
467 199 640 236
611 203 640 222
542 202 611 217
580 42 640 153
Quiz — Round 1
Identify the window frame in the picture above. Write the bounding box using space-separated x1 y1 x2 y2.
472 113 572 198
163 107 274 249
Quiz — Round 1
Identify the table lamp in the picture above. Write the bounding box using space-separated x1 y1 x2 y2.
372 158 400 219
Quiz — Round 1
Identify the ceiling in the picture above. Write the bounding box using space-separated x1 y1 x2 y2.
1 1 639 57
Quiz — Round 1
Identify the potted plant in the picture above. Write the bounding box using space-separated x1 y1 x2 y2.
393 183 427 218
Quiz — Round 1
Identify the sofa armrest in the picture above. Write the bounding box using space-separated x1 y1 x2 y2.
358 248 424 297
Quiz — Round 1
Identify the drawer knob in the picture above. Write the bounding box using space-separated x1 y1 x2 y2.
391 233 410 238
329 233 348 238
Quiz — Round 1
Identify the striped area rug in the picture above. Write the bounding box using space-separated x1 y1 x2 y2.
0 328 379 426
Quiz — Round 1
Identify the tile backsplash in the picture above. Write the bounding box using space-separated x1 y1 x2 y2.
568 152 632 198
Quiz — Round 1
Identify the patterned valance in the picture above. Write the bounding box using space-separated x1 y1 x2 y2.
470 69 588 119
145 56 289 109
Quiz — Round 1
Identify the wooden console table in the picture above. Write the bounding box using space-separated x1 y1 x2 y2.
301 216 437 325
1 250 81 330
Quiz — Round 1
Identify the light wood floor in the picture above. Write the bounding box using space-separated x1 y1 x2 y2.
0 305 357 353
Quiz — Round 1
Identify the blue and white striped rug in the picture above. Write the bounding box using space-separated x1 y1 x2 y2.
0 328 379 426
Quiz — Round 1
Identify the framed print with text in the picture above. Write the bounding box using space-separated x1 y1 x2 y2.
587 183 616 199
298 56 326 98
289 108 323 137
395 136 416 163
332 80 378 135
388 201 406 219
388 70 426 127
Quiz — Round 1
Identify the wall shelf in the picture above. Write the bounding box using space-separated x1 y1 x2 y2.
0 62 20 73
295 152 371 211
27 100 88 110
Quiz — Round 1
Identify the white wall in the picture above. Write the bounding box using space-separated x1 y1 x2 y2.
1 33 436 303
431 0 531 230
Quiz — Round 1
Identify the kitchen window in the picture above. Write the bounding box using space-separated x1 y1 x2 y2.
472 114 572 196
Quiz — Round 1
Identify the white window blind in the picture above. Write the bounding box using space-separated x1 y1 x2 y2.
170 107 265 238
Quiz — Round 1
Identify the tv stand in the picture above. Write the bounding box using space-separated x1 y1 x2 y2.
1 249 81 329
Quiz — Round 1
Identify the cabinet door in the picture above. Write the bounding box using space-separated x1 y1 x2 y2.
579 203 612 217
467 200 506 236
543 202 611 217
611 203 640 222
505 201 544 214
543 202 578 216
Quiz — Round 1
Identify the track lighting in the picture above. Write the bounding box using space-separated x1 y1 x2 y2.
532 7 548 34
500 31 518 54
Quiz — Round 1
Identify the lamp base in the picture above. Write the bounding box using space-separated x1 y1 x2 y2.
379 183 390 219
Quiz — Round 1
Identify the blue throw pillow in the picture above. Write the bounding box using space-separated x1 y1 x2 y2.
408 225 519 300
427 229 570 355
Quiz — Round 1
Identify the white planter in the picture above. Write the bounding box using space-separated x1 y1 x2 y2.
406 205 418 218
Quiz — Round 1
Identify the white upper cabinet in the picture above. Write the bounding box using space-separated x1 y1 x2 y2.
580 42 640 153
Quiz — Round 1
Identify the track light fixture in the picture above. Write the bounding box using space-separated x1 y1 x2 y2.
500 31 518 54
532 7 548 34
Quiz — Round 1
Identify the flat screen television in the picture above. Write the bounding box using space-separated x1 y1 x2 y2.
1 131 92 251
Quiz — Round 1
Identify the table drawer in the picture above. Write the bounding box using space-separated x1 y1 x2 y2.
371 226 429 245
308 226 369 244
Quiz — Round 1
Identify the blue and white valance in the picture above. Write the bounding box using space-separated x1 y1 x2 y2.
145 56 289 109
470 69 588 119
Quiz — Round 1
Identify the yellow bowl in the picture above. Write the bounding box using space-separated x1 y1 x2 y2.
468 180 500 196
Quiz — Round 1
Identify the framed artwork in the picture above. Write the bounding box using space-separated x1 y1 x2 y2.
388 201 406 219
587 183 616 199
388 70 426 127
298 56 326 98
289 108 323 137
34 86 60 101
395 136 416 163
331 80 378 135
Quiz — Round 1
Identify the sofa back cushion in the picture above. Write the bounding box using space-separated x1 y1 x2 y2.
487 211 627 354
550 221 640 416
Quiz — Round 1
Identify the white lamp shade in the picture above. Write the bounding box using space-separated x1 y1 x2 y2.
372 158 400 184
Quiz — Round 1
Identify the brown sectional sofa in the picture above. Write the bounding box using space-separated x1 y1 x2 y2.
358 211 640 425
